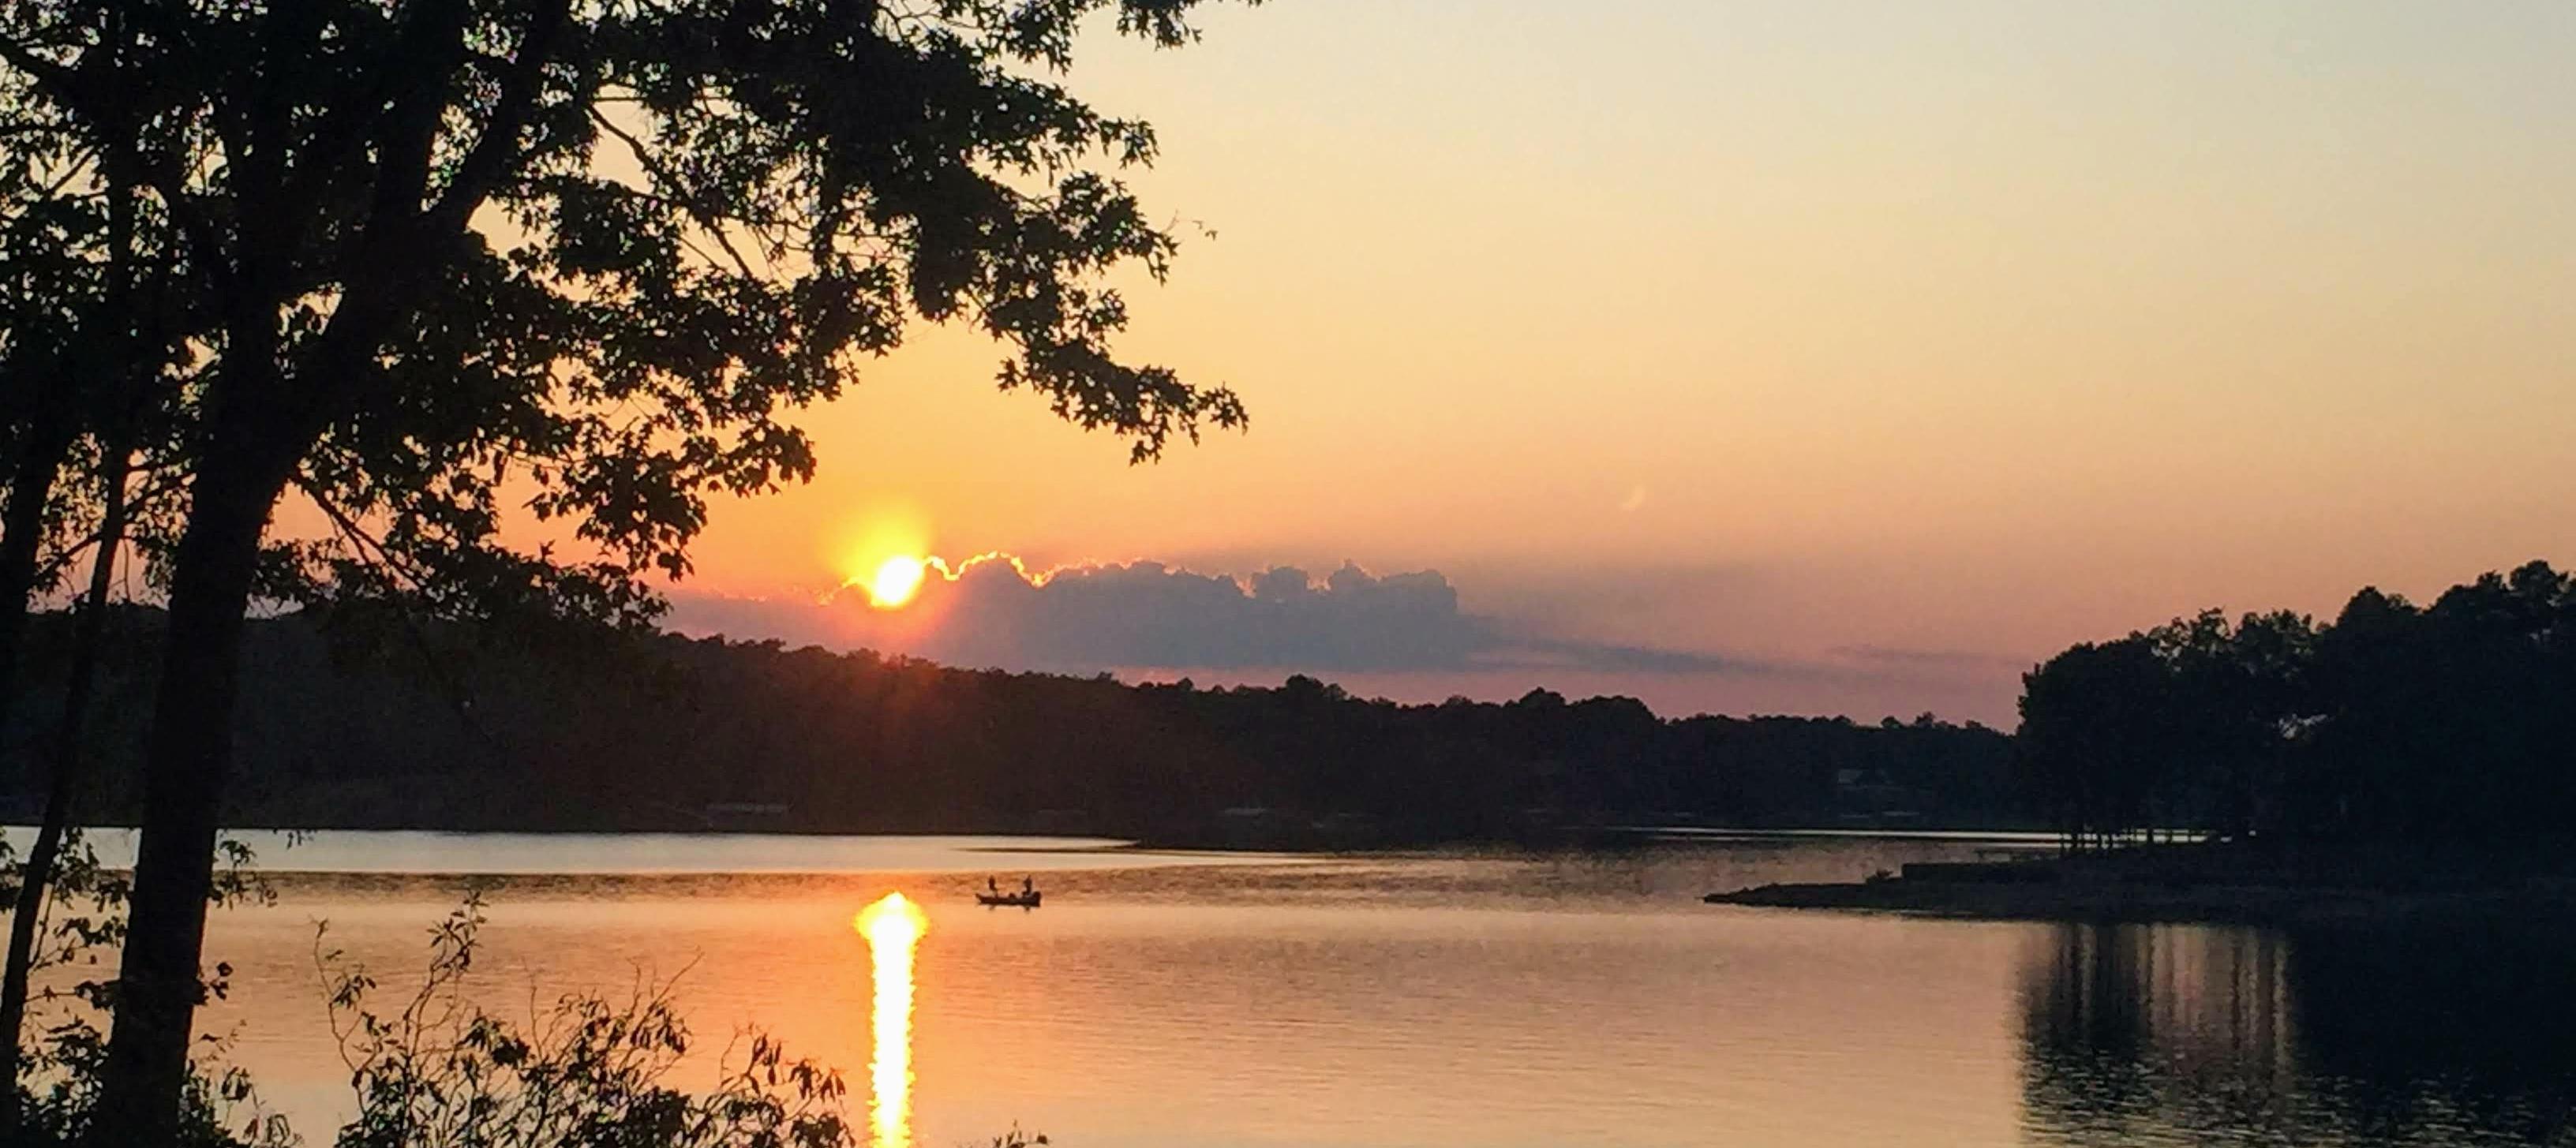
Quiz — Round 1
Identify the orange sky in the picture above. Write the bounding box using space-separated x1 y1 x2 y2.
585 2 2572 723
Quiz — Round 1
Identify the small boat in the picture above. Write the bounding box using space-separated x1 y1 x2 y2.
976 889 1042 908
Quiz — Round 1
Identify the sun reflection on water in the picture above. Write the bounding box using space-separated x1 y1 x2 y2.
856 893 928 1148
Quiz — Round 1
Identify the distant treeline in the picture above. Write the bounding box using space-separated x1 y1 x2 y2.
0 605 2020 843
2021 560 2576 851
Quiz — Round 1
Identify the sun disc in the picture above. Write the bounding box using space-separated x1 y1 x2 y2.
868 555 928 609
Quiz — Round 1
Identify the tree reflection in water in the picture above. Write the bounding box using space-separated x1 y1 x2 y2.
2020 919 2576 1147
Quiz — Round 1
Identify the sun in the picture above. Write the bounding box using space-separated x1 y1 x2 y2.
867 555 929 609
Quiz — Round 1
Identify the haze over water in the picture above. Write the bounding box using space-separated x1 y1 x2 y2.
125 833 2570 1148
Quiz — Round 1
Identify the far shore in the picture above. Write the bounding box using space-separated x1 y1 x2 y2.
1706 843 2576 926
1704 878 2576 926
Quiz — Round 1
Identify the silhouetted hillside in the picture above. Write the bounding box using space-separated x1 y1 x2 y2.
0 606 2022 843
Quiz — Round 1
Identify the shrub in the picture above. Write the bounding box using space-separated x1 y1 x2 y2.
1 832 290 1147
320 892 853 1148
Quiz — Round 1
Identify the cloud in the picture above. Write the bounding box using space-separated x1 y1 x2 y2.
1825 644 2035 671
1510 638 1749 675
665 556 1771 677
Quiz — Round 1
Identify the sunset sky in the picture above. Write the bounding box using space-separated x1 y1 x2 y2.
656 1 2574 724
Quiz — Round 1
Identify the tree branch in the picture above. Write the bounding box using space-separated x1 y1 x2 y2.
587 109 760 280
428 0 572 234
0 29 231 291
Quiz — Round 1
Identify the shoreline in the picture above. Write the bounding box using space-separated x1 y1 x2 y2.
1706 856 2576 926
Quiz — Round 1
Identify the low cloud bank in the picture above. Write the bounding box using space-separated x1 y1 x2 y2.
667 556 1767 676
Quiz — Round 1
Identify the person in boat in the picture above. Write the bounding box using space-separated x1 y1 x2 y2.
987 877 1000 896
1020 875 1035 896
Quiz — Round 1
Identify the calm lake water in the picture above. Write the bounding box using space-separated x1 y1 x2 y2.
38 832 2576 1147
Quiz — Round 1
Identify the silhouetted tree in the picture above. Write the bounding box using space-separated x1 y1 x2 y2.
0 10 204 1127
2020 637 2168 850
2144 608 2314 839
13 607 2027 845
0 2 1256 1139
2018 561 2576 856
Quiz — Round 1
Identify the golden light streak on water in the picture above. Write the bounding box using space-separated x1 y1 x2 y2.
855 892 928 1148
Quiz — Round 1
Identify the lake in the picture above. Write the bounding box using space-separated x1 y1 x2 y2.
37 831 2576 1147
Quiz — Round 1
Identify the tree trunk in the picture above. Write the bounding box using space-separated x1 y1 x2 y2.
0 418 66 1128
6 70 139 1124
82 448 281 1148
0 440 130 1132
0 429 69 739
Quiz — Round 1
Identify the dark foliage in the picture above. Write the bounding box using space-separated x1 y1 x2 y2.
2 604 2022 844
320 892 854 1148
2019 560 2576 851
